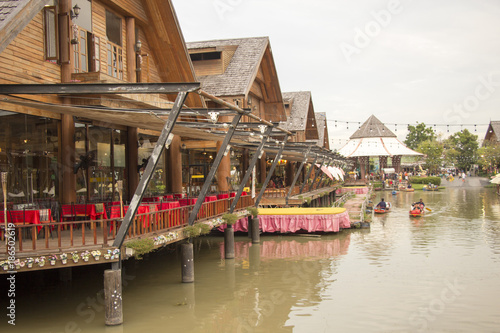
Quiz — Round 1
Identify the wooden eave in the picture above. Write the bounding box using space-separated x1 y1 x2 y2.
245 44 286 121
104 0 203 108
0 0 51 54
304 99 319 140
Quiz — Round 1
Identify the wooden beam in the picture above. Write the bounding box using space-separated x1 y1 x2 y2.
182 141 217 149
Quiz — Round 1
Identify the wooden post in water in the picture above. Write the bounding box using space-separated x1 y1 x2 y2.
224 225 235 259
104 269 123 325
247 215 252 239
181 243 194 283
251 217 260 244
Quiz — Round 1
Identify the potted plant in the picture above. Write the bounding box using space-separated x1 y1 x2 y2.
222 213 239 226
71 251 79 263
247 207 259 218
104 250 111 259
60 253 68 264
81 251 91 262
26 257 34 268
1 261 8 271
125 239 155 260
91 250 101 261
48 255 57 266
35 256 46 267
111 249 120 260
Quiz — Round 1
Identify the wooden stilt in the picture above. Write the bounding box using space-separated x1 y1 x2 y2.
104 269 123 326
181 243 194 283
224 225 235 259
251 217 260 244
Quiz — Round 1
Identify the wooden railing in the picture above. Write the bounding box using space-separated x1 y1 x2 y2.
0 197 254 254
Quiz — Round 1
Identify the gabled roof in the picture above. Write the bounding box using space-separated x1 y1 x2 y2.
349 115 396 139
315 112 329 148
0 0 50 53
281 91 314 132
484 121 500 143
186 37 269 97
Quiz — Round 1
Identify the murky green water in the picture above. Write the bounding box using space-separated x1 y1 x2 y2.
2 183 500 332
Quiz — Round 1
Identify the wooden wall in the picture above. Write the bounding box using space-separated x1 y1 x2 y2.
0 12 61 85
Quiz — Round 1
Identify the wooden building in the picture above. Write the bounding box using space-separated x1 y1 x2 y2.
0 0 203 205
186 37 287 186
483 121 500 146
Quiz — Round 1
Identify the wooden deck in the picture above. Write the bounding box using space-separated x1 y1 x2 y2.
0 196 254 273
259 185 340 206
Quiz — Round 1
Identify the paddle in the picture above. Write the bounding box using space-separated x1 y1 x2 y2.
425 207 432 212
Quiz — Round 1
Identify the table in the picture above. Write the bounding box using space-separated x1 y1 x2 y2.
109 205 154 228
179 198 197 207
229 191 247 198
157 201 180 210
204 195 217 202
0 209 46 233
61 204 108 220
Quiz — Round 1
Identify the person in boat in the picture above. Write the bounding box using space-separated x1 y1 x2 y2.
376 198 387 210
411 199 425 212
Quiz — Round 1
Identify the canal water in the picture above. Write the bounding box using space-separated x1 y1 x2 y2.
2 181 500 332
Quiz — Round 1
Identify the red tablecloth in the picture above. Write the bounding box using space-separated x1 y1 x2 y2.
61 204 108 220
157 201 180 210
230 191 247 198
217 194 229 200
204 195 217 202
0 209 44 232
173 194 184 199
109 205 153 228
179 198 197 206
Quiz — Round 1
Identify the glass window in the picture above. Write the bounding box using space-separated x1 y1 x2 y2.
0 112 59 206
105 10 122 46
75 124 127 202
43 6 58 61
138 135 166 197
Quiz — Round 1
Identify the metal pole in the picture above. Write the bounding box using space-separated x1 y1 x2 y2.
286 146 312 205
112 91 188 253
300 155 318 194
255 135 289 206
188 113 243 225
229 126 273 213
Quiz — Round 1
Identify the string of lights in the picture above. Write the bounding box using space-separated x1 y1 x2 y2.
326 119 490 133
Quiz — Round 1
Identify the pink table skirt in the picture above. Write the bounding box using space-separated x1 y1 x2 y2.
338 187 368 195
219 212 351 233
221 235 351 259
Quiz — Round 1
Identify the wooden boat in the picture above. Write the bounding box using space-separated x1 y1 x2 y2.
374 203 391 214
402 188 415 192
423 185 438 191
409 206 424 217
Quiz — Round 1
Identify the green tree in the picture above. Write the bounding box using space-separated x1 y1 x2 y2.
444 129 479 171
477 142 500 174
404 123 436 150
417 140 444 174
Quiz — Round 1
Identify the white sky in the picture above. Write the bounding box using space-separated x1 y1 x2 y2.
171 0 500 149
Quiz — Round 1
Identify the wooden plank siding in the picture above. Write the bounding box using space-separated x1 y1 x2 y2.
0 12 61 85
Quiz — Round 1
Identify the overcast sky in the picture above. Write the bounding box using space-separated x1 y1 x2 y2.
171 0 500 149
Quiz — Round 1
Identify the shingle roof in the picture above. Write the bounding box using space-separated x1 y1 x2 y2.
486 121 500 142
186 37 269 96
349 115 396 139
315 112 326 147
0 0 50 53
280 91 312 131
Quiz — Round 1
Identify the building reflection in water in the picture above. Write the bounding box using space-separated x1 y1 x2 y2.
191 234 351 332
